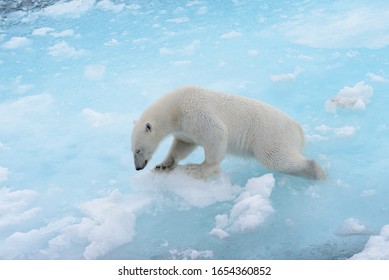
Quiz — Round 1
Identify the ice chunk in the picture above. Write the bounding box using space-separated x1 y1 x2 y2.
166 16 190 24
333 126 356 138
1 37 29 49
210 174 275 237
230 174 275 232
41 189 152 259
132 168 240 209
48 41 85 57
221 31 242 39
215 214 229 229
170 248 213 260
80 189 151 259
325 81 373 112
270 72 297 82
0 188 41 229
3 216 76 259
311 124 357 139
350 225 389 259
43 0 96 18
32 27 55 36
96 0 125 13
209 228 230 239
336 218 370 236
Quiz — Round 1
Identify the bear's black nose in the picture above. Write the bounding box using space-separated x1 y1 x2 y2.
135 160 148 171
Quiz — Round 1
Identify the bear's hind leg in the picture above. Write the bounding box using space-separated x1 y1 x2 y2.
255 150 326 180
278 156 326 180
297 158 326 180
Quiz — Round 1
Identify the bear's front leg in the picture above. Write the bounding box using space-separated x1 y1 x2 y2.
154 156 176 172
154 138 196 173
185 124 227 179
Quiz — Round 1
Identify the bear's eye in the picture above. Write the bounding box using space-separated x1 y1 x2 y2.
135 149 141 154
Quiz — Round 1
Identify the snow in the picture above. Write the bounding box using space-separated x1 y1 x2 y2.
209 228 230 239
43 0 96 18
1 0 389 260
209 174 274 238
84 64 106 80
32 27 55 36
351 225 389 260
96 0 125 13
47 41 85 57
0 167 8 182
325 81 374 112
270 68 302 83
170 248 213 260
278 5 389 49
336 218 370 236
0 188 41 229
1 36 29 49
166 16 190 24
220 31 242 39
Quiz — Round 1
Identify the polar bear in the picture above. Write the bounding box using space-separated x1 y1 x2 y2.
131 85 326 180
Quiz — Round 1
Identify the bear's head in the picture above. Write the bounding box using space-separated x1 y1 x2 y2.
131 121 159 171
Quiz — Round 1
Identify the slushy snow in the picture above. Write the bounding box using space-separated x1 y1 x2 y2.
0 0 389 260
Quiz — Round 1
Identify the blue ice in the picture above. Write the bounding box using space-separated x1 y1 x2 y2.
0 0 389 259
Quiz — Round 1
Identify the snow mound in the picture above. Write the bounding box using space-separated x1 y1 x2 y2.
0 188 41 230
210 173 275 238
350 225 389 259
132 167 241 209
325 81 373 112
336 218 370 236
169 248 213 260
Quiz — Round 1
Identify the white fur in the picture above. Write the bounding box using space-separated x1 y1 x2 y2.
131 85 326 180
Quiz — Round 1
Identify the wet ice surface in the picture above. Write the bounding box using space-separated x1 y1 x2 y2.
0 0 389 259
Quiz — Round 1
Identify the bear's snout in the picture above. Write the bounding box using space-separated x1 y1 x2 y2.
135 159 148 171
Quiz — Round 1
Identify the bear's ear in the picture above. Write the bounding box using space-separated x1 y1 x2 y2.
145 122 152 132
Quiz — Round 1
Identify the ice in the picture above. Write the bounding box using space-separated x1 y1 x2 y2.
3 216 77 259
166 16 190 24
82 108 115 128
325 81 374 112
96 0 125 13
220 31 242 39
278 5 389 49
131 168 240 209
47 41 85 57
350 225 389 260
169 248 213 260
32 27 55 36
1 0 389 260
336 218 370 236
50 29 75 38
270 68 302 83
42 0 96 18
366 72 388 83
210 174 274 237
0 167 8 182
0 188 41 229
209 228 230 239
1 36 29 49
84 64 106 80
